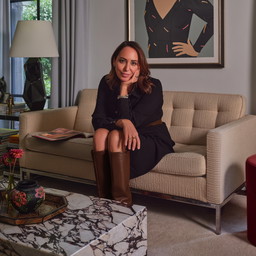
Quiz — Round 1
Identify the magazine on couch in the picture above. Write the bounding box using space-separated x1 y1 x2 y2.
33 128 93 141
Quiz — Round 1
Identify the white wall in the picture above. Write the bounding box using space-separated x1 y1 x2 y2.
88 0 256 114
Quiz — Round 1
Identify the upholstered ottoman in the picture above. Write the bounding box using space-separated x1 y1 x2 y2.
246 154 256 246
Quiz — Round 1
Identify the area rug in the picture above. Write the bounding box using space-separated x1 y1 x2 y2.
34 176 255 256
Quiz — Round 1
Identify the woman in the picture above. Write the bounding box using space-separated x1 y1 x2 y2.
91 41 174 206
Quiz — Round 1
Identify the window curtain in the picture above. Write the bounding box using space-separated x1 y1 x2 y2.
51 0 90 108
0 0 11 128
0 0 11 88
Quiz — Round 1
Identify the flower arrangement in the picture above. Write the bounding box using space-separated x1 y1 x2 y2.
1 149 24 205
1 149 24 174
1 149 45 213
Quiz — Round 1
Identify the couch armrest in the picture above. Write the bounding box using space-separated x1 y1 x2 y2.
19 106 78 147
207 115 256 204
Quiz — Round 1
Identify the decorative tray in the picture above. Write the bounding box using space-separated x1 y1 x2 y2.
0 193 68 225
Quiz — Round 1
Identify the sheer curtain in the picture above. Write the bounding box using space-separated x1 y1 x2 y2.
0 0 11 88
51 0 90 108
0 1 11 128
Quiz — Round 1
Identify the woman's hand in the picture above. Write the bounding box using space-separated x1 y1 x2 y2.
115 119 141 151
120 71 140 95
172 40 199 57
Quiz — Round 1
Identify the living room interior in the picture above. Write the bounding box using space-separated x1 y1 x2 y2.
1 0 256 255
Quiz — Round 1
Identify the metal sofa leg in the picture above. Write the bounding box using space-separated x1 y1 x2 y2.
215 205 221 235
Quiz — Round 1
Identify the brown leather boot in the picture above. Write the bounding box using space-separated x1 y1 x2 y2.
109 151 132 207
91 150 111 199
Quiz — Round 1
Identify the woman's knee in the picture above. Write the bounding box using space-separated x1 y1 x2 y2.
93 128 109 151
108 130 125 152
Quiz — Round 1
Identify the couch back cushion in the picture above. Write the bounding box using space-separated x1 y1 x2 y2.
74 89 246 145
74 89 97 133
163 91 245 145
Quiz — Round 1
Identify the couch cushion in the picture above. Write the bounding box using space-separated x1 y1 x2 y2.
25 133 205 177
152 143 206 177
24 133 93 161
74 89 97 133
162 92 245 145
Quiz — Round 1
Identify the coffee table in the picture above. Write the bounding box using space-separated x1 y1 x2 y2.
0 188 147 255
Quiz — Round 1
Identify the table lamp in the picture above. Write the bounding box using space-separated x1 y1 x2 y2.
9 20 59 111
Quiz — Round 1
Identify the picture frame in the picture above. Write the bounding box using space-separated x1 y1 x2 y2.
127 0 224 68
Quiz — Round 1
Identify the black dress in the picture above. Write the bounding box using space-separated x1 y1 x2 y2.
144 0 213 58
92 76 175 178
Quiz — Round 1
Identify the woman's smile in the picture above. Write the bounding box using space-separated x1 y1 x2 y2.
121 72 132 78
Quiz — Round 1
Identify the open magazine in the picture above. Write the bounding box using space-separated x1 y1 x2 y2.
33 128 93 141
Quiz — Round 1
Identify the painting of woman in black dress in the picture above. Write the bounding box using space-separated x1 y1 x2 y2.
144 0 213 58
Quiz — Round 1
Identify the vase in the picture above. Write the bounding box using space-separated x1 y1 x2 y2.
10 179 45 214
5 174 15 204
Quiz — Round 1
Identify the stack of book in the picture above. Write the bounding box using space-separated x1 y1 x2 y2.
7 134 19 150
0 102 26 113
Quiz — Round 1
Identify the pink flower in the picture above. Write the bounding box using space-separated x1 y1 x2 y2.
35 187 45 199
1 149 24 174
12 191 27 207
9 149 24 159
1 152 15 167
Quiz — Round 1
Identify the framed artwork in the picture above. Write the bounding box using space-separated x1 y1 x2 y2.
127 0 224 68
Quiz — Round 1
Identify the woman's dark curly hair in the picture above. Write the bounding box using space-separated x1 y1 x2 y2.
106 41 154 94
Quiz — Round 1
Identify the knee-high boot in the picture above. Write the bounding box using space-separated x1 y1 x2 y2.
109 151 132 207
91 150 111 199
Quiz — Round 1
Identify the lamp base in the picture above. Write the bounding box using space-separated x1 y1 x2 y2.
23 58 46 111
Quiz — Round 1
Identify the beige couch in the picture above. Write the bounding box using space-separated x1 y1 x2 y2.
19 89 256 234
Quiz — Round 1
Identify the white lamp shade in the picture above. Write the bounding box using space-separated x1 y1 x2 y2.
10 20 59 58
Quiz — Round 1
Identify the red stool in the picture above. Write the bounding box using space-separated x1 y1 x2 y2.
246 154 256 246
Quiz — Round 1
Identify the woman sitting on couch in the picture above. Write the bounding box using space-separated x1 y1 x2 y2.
91 41 175 206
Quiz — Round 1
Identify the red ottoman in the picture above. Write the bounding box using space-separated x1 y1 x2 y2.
246 154 256 246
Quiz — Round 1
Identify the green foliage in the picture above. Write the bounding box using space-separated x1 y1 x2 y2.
40 0 52 21
22 0 53 96
41 58 51 95
22 1 37 20
22 0 52 21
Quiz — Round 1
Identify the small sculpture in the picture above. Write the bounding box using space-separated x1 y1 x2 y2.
6 94 14 114
23 58 46 111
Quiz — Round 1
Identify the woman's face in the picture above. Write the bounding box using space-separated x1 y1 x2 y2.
113 46 140 82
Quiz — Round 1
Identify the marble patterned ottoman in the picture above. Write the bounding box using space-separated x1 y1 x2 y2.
0 188 147 256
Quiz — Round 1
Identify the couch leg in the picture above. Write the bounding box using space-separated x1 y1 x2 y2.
20 168 30 181
215 205 221 235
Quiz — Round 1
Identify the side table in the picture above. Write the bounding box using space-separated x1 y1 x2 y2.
0 111 20 129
